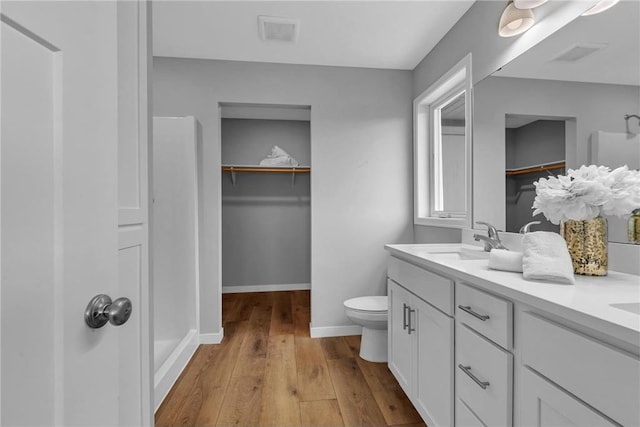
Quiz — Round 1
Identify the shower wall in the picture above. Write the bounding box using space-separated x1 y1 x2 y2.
152 116 199 409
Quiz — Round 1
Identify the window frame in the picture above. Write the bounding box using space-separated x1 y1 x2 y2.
413 54 472 228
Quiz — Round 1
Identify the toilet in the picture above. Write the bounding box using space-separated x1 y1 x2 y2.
344 296 388 363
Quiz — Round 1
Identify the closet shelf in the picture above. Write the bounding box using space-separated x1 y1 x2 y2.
505 160 565 177
222 164 311 186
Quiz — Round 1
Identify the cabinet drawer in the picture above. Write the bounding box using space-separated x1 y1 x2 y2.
456 283 513 349
456 323 513 427
388 257 454 315
522 312 640 427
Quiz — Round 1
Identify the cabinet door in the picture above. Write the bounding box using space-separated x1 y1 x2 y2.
414 297 454 427
388 279 413 394
520 368 619 427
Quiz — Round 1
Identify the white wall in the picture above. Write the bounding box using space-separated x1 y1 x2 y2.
221 119 311 288
153 58 413 335
152 117 198 366
473 76 640 232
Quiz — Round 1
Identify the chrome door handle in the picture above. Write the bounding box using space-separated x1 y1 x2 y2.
458 305 490 321
407 307 416 334
85 294 132 328
458 364 490 390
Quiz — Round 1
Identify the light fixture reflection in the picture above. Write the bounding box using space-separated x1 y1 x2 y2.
582 0 620 16
513 0 548 9
499 2 535 37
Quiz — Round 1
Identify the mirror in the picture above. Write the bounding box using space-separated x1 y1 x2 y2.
473 1 640 243
414 54 471 228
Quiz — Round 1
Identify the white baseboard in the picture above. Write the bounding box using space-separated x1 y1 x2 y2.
154 329 199 411
310 324 362 338
199 328 224 344
222 283 310 294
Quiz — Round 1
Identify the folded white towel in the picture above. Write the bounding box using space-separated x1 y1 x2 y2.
259 145 299 167
522 231 575 285
489 249 523 273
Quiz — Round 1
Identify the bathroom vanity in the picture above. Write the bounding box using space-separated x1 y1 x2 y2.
385 243 640 427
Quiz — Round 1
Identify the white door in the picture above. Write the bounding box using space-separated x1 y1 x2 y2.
414 297 453 427
0 1 151 426
387 279 413 394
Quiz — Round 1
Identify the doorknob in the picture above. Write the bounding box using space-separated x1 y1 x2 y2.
84 294 132 328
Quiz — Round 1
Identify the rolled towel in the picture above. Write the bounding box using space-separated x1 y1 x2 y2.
488 249 523 273
522 231 575 285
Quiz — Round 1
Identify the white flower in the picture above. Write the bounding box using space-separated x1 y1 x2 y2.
532 165 640 224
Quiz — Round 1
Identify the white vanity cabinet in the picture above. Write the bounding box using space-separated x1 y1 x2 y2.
519 311 640 427
387 258 455 427
520 367 619 427
385 245 640 427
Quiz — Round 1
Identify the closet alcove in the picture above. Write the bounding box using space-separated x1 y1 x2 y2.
504 115 567 233
220 104 311 295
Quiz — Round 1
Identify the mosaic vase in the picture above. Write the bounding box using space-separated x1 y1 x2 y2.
560 216 608 276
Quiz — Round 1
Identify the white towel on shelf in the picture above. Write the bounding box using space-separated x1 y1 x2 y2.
259 145 299 167
488 249 523 273
522 231 575 285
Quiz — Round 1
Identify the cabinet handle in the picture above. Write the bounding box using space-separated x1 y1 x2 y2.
458 364 490 390
457 305 490 321
407 307 416 334
402 303 408 330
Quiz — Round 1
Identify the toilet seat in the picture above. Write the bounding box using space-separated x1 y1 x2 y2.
344 296 387 313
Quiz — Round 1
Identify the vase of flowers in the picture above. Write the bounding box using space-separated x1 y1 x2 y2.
532 165 640 276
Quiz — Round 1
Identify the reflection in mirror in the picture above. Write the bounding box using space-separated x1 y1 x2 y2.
433 92 465 215
473 0 639 243
505 116 566 233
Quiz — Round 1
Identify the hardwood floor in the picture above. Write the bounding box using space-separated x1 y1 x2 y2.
155 291 424 427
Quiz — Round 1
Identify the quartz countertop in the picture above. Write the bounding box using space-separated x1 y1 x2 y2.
385 243 640 352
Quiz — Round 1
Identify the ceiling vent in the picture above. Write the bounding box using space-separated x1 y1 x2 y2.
258 16 299 42
550 43 608 62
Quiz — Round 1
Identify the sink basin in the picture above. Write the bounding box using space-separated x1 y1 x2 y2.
429 248 490 261
610 302 640 315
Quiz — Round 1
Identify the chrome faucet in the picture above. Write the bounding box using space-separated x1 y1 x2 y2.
519 221 541 234
474 221 508 251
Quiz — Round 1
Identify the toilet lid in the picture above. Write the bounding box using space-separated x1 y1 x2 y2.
344 296 388 312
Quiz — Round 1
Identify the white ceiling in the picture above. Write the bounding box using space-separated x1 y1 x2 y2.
152 1 475 70
494 0 640 86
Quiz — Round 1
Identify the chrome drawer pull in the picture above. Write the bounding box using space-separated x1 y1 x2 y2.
407 307 416 334
458 305 490 321
458 364 490 390
403 303 408 330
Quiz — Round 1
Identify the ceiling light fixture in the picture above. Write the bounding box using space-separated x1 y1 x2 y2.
499 1 535 38
582 0 620 16
513 0 548 9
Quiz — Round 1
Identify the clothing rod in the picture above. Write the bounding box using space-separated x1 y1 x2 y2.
222 166 310 173
505 162 565 177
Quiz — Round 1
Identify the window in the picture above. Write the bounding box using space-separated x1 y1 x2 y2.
414 54 472 228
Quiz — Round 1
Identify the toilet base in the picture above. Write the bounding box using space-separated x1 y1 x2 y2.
359 327 388 363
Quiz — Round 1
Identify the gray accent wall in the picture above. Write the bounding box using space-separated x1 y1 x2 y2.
221 119 311 287
153 58 413 335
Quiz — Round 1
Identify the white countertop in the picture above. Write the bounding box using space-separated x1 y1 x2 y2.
385 243 640 352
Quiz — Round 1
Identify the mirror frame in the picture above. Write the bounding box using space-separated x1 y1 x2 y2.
413 53 472 228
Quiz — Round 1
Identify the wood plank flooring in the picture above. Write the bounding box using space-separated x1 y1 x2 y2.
155 291 424 427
